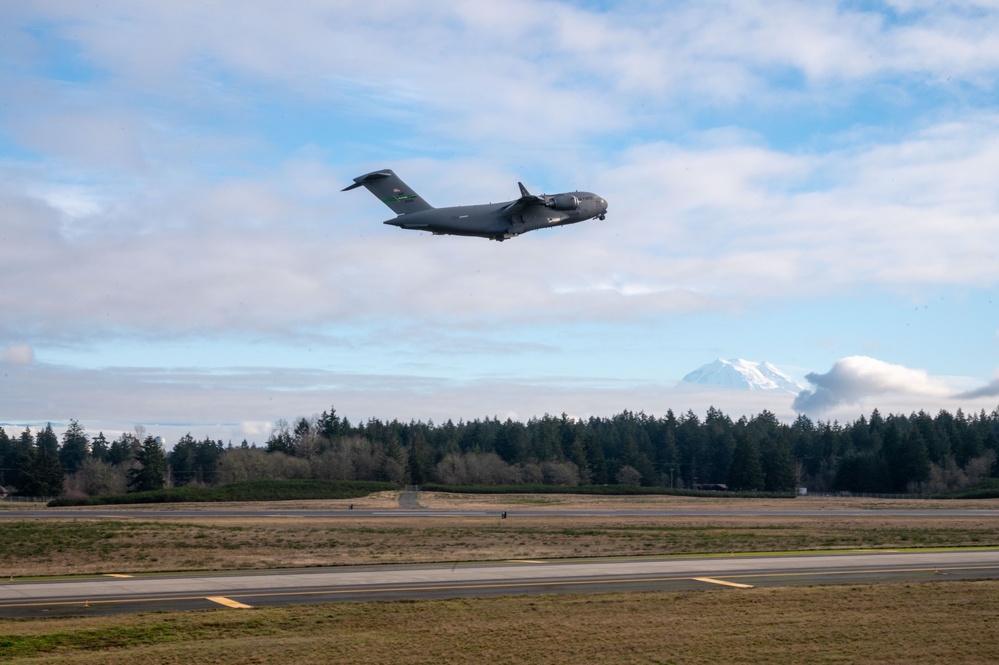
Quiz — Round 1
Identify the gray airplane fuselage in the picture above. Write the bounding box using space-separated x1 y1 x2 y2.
386 194 605 237
343 169 608 241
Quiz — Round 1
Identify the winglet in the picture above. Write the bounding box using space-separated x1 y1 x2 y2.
518 182 531 197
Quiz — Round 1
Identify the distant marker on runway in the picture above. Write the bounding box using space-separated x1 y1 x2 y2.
693 577 753 589
207 596 252 609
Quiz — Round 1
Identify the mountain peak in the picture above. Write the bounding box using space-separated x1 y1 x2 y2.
680 358 803 393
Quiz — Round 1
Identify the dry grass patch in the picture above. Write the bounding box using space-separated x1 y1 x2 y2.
3 581 999 664
417 492 999 512
3 513 998 577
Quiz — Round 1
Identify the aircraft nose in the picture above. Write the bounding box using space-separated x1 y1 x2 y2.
596 196 607 220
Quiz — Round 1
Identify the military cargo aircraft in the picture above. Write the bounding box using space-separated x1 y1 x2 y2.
343 169 608 241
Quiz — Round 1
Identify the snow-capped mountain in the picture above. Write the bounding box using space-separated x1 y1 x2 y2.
680 359 804 393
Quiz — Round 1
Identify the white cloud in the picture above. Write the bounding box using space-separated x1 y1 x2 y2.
10 1 999 147
3 2 999 431
2 343 34 365
240 421 273 437
0 357 806 445
956 376 999 400
4 109 999 344
793 355 951 413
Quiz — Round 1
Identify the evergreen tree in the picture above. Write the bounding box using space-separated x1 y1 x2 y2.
59 419 89 474
406 430 431 485
266 420 295 455
0 427 12 487
90 432 110 462
169 433 198 486
834 451 884 493
317 406 343 441
194 437 222 485
108 433 140 465
18 431 64 496
676 411 705 488
881 422 930 492
494 419 527 463
567 430 592 484
36 423 59 456
127 436 167 492
760 431 797 492
7 428 34 489
727 432 764 491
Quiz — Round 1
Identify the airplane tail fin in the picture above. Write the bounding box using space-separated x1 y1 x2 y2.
342 169 433 215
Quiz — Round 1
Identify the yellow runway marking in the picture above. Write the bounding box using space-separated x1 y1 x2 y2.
693 577 754 588
206 596 253 609
103 574 134 578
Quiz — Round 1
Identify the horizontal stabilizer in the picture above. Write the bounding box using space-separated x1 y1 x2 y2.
341 170 391 192
385 220 430 229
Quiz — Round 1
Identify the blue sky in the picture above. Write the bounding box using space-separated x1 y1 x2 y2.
2 0 999 444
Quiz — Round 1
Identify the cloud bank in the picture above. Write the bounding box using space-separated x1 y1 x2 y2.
956 378 999 400
793 356 952 413
2 2 998 433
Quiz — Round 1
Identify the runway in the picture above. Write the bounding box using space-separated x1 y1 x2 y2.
2 549 997 618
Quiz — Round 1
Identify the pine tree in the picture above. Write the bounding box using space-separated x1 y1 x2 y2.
127 436 167 492
59 420 89 474
169 433 198 486
406 430 431 485
90 432 110 462
760 432 797 492
881 422 930 492
727 432 764 491
0 427 12 487
18 431 64 497
109 433 140 465
36 423 59 456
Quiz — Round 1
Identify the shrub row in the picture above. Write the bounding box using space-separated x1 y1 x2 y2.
48 479 398 506
419 483 796 498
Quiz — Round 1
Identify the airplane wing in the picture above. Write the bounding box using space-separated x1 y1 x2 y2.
499 182 546 219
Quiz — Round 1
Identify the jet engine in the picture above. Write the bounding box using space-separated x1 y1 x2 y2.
545 194 579 211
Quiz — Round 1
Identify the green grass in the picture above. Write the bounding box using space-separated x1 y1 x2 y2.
5 515 997 578
3 582 999 663
941 478 999 499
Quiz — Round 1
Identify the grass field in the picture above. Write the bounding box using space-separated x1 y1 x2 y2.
3 581 999 664
3 493 999 663
3 494 999 576
2 514 999 576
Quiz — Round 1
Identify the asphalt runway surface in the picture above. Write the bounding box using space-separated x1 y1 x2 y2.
2 549 998 618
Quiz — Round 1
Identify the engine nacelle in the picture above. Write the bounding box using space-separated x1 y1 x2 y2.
545 194 579 211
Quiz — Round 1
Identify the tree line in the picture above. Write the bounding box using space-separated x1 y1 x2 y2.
2 405 998 498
